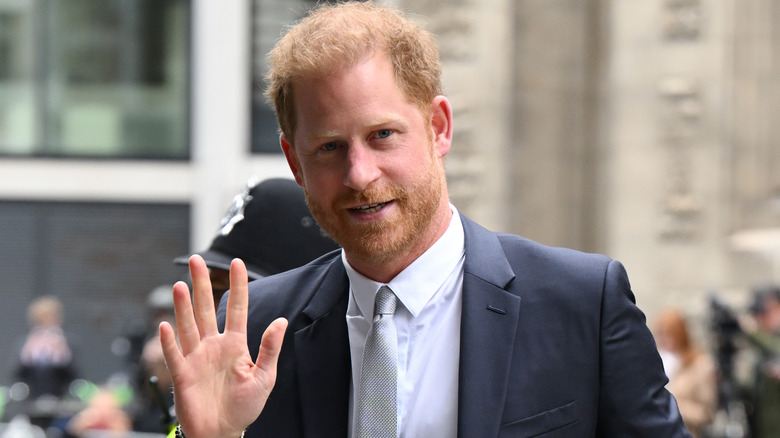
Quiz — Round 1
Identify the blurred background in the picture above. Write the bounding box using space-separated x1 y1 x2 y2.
0 0 778 436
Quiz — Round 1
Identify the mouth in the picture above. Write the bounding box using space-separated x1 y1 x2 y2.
350 201 390 214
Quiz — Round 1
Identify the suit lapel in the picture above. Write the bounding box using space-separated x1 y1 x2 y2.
458 215 522 438
294 261 351 438
287 216 522 437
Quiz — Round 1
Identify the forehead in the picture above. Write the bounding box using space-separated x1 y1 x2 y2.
296 55 397 103
291 55 420 135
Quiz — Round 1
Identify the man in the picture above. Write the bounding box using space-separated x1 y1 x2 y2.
15 295 77 400
160 2 692 437
743 285 780 437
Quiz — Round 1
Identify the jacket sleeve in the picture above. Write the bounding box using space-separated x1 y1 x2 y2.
596 260 693 437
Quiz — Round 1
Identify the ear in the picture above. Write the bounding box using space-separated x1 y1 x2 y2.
430 95 453 159
280 134 304 186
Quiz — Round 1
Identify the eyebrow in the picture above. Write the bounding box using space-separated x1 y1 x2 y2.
318 118 404 144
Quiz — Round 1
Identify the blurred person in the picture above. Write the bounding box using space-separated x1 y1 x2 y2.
741 284 780 438
159 2 691 437
65 388 131 437
114 285 176 433
131 331 174 433
13 295 77 400
173 177 339 307
145 284 177 330
655 308 717 437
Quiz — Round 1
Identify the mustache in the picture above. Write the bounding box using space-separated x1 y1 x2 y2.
333 185 407 209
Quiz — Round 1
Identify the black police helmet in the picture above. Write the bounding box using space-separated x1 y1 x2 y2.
174 177 339 280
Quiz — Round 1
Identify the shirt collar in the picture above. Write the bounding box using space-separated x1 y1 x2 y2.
344 205 465 319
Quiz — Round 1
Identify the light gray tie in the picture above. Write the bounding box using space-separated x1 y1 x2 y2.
355 285 398 438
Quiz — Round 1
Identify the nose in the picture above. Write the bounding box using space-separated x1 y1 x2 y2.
343 142 381 190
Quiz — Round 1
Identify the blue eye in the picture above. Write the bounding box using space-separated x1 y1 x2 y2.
321 142 338 151
377 129 392 139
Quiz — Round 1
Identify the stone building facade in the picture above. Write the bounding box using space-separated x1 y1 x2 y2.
396 0 780 322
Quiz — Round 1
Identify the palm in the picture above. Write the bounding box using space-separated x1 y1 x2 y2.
160 256 287 438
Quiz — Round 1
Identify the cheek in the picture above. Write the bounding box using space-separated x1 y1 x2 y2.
301 163 339 189
301 169 340 204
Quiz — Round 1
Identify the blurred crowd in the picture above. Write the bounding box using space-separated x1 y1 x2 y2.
1 291 175 438
0 177 338 438
656 283 780 438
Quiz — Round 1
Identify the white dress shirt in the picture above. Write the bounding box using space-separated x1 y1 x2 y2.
345 205 465 438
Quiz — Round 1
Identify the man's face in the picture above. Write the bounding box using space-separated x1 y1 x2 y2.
763 298 780 333
281 53 452 268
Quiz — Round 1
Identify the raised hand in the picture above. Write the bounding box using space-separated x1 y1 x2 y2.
159 255 287 438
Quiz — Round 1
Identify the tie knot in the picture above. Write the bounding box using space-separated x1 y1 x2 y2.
374 286 397 316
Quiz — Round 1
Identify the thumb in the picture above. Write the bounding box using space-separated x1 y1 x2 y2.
255 318 288 377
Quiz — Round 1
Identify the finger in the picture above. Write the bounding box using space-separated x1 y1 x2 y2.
159 320 184 375
189 255 219 337
173 281 200 356
255 318 288 382
224 259 249 334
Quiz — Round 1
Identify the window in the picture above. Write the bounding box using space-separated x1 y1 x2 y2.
0 0 190 158
250 0 321 153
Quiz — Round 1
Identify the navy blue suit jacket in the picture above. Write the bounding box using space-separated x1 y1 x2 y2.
218 214 691 437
